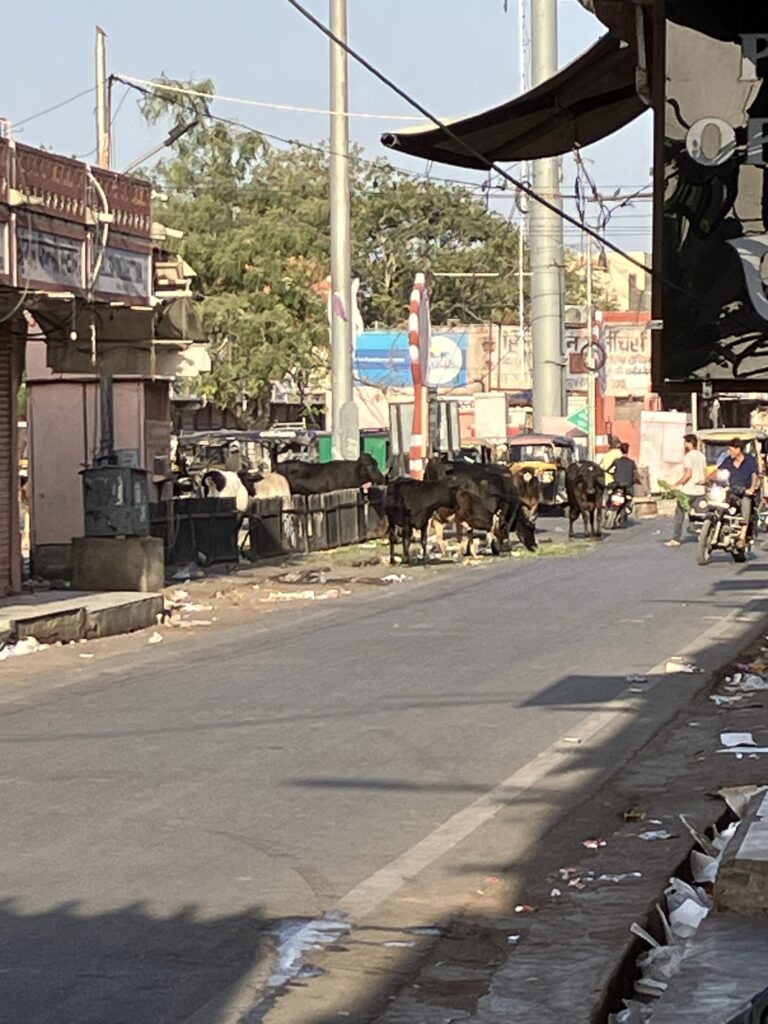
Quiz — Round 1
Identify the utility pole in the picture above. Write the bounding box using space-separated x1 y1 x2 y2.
518 0 528 392
329 0 359 459
585 233 596 462
95 26 111 169
529 0 564 430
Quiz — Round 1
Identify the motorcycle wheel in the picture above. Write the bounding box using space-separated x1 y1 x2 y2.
697 519 715 566
604 509 617 531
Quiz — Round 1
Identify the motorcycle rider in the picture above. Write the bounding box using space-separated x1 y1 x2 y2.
611 442 640 498
712 438 760 544
599 436 622 485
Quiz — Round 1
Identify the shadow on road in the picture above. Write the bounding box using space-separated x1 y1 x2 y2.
0 897 266 1024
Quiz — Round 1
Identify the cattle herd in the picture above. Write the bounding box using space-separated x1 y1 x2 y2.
192 453 609 565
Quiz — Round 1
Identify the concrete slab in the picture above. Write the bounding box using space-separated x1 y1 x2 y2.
650 916 768 1023
717 793 768 914
0 591 163 646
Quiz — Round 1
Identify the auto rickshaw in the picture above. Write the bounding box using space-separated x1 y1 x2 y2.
504 434 577 509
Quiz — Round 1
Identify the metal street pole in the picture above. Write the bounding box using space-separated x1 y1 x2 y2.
95 26 111 169
529 0 564 430
586 233 597 462
329 0 359 459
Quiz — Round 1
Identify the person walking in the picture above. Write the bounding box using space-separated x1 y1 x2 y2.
665 433 707 547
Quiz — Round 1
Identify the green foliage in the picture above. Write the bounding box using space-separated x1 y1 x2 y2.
140 77 612 420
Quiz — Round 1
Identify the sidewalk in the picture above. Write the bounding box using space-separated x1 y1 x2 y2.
0 590 163 646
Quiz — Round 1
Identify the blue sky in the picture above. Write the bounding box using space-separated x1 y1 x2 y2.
4 0 652 249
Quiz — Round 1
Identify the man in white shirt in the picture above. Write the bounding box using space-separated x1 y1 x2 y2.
665 433 707 547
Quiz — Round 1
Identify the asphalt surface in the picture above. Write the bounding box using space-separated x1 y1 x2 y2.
1 521 767 1023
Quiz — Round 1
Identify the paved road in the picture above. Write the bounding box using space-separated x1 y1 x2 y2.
1 523 767 1023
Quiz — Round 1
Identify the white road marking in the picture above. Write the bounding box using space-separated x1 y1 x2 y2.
337 601 768 921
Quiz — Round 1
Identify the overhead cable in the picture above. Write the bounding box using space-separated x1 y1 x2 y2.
114 72 424 121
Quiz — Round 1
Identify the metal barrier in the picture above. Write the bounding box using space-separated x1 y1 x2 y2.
150 487 387 567
150 498 240 566
247 487 386 561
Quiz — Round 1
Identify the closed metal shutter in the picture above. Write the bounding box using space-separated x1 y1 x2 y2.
0 343 13 596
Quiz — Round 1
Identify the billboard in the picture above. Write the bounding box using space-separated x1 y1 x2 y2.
354 330 468 388
659 15 768 386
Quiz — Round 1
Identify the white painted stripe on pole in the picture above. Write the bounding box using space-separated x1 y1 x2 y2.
410 434 424 446
337 602 767 922
415 271 426 286
408 312 419 334
409 344 420 362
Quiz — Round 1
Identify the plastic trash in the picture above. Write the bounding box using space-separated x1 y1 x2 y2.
665 657 702 673
721 731 756 747
0 636 46 661
716 784 768 817
148 632 164 644
638 830 675 841
514 904 536 914
582 837 607 849
597 872 642 883
690 849 722 884
665 877 712 938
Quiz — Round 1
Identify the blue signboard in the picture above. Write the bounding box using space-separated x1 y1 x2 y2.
354 330 468 388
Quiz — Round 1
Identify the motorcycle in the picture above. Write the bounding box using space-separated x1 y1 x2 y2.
697 471 757 565
603 485 632 530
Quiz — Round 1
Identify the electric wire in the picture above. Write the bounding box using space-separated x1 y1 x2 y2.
12 85 97 130
115 73 424 121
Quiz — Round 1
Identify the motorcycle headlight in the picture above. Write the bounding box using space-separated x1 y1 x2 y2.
729 506 738 515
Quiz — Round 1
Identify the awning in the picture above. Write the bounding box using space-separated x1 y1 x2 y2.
381 35 646 169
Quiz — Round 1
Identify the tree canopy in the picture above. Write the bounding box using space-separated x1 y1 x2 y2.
140 77 603 420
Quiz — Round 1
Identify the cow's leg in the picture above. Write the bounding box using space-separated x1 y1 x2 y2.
595 500 603 538
388 522 397 565
420 523 429 563
403 514 411 564
568 508 576 539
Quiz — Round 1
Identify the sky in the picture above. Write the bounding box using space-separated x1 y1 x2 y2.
3 0 652 251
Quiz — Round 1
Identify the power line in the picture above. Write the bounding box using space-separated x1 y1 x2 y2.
281 0 763 339
115 72 424 121
117 78 494 190
12 85 97 130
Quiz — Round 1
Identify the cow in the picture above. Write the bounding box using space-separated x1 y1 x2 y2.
424 456 537 553
201 469 251 515
431 486 508 558
565 460 606 540
201 469 292 512
275 454 385 495
512 468 541 521
384 477 464 565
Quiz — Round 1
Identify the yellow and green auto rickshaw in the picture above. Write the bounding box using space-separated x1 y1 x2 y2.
504 434 577 509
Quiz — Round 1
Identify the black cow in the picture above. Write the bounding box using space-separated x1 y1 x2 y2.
384 477 461 565
511 468 541 520
424 457 537 552
565 461 606 539
275 453 385 495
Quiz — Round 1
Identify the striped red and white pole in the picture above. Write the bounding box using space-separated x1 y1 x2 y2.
408 273 428 478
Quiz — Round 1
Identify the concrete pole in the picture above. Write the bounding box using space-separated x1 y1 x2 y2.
329 0 359 459
529 0 564 430
95 26 111 169
586 234 596 462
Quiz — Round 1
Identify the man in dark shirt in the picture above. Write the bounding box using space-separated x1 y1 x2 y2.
715 438 760 535
612 443 640 494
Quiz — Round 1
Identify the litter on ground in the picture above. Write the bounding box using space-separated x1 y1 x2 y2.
0 636 47 661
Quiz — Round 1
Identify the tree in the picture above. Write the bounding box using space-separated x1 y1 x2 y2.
139 77 611 421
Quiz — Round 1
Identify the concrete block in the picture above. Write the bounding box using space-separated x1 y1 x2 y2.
32 543 73 582
715 794 768 915
72 536 165 593
15 606 86 645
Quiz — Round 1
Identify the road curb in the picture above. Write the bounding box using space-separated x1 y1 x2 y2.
0 592 163 646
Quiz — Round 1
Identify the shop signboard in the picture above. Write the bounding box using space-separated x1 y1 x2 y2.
17 226 83 291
